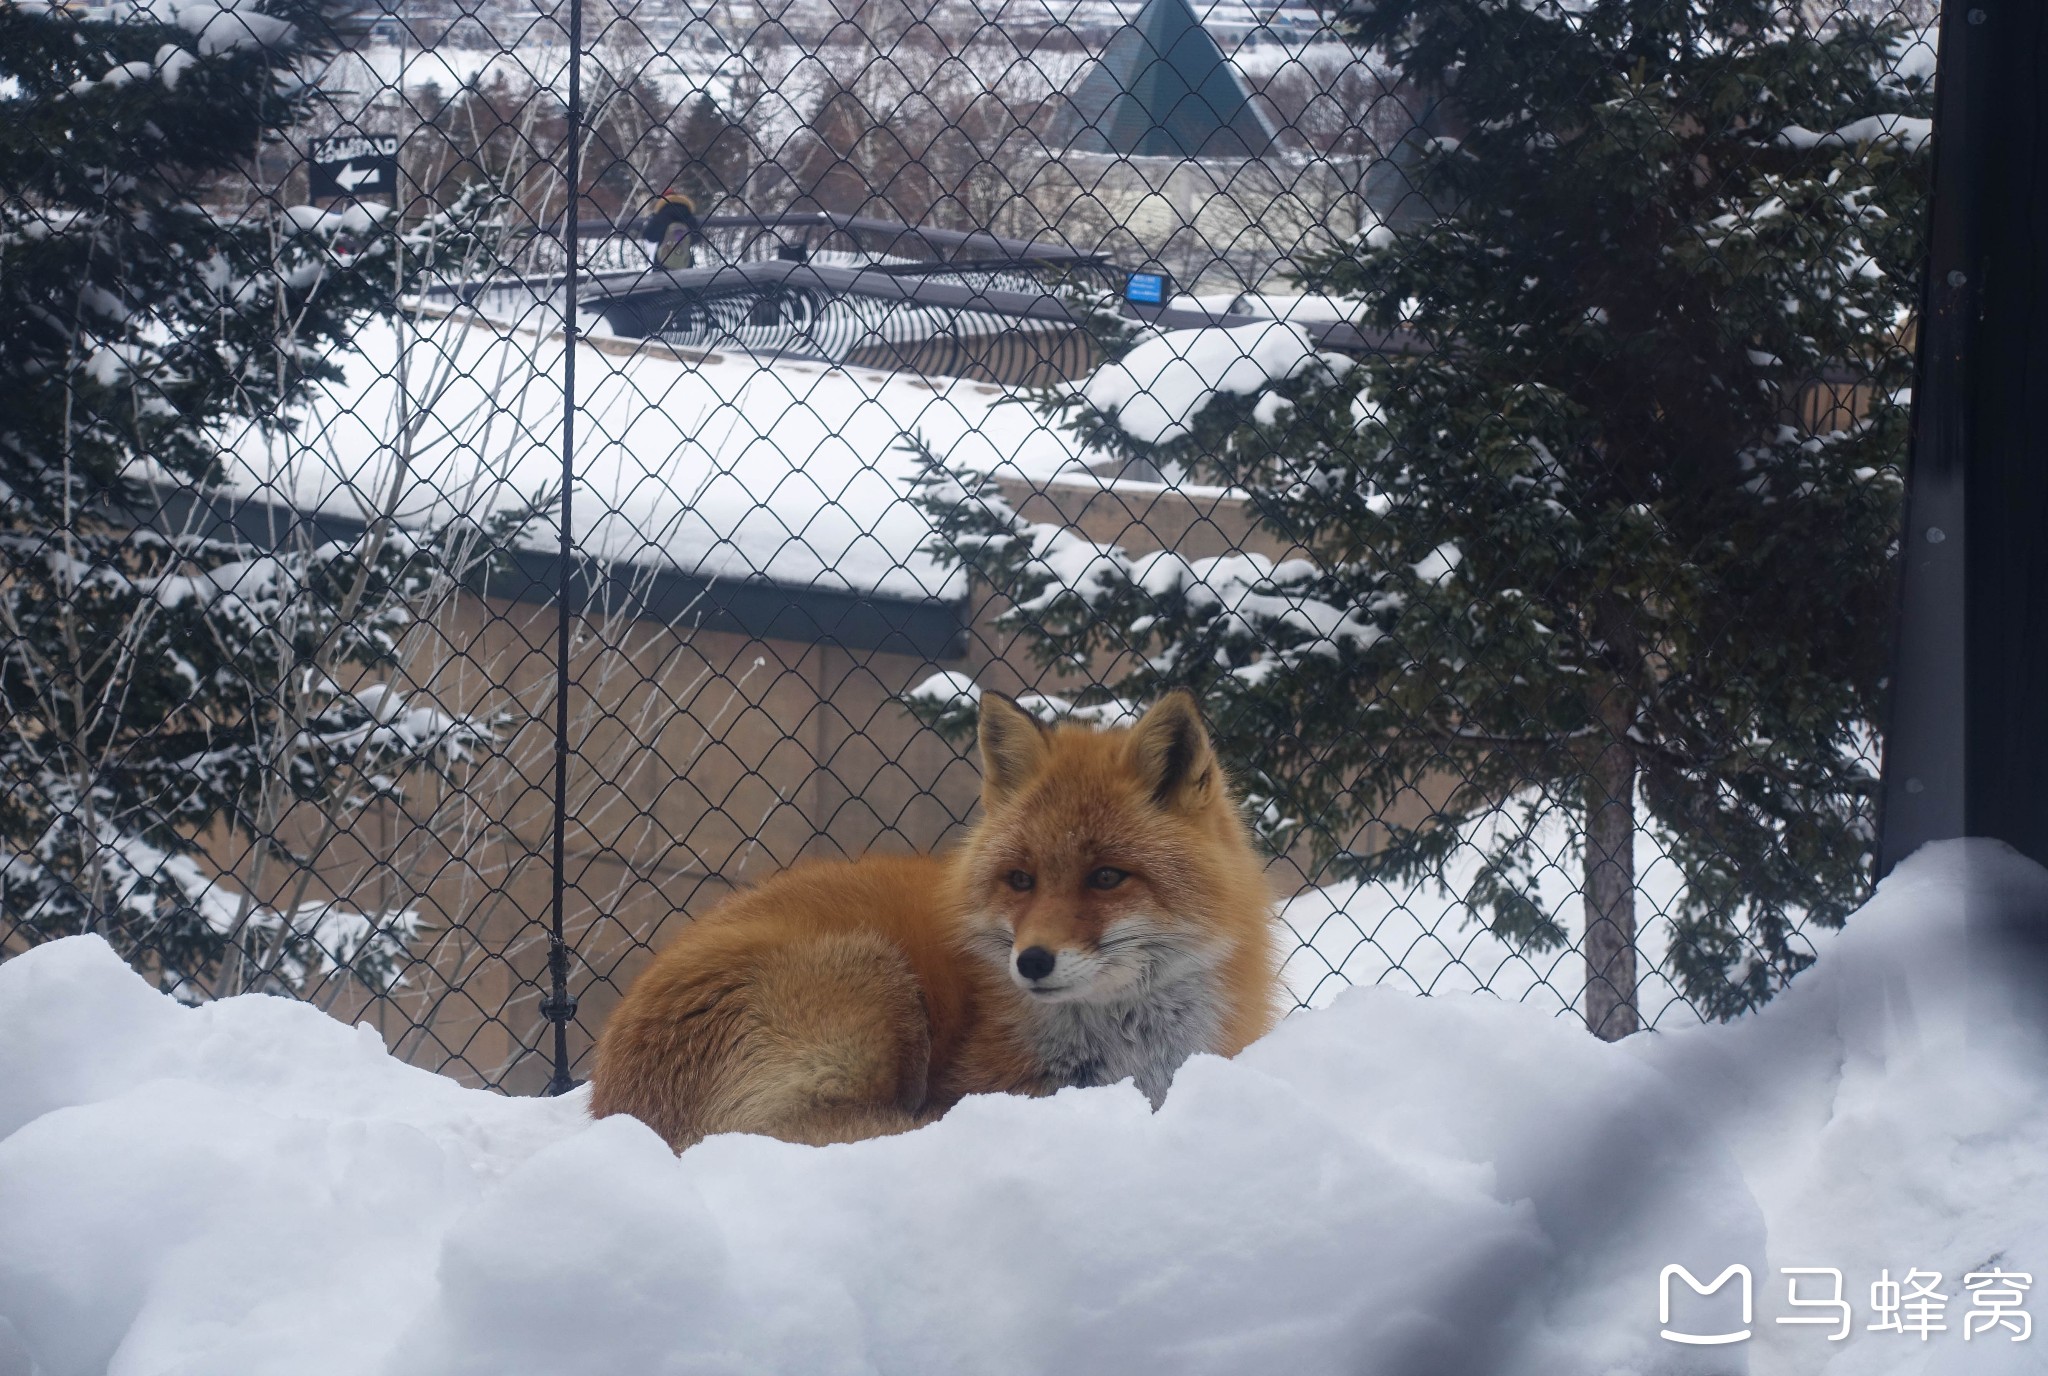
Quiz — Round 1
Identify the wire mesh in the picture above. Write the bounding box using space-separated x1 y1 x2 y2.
0 0 1937 1092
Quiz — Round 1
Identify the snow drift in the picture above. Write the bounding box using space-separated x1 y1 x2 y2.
2 841 2045 1375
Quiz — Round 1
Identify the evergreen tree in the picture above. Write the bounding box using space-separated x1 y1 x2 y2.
669 92 754 207
916 0 1932 1034
0 0 493 995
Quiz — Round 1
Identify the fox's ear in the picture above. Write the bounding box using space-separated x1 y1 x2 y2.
978 692 1049 806
1130 690 1218 810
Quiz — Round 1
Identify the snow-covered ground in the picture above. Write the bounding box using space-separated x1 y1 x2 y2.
3 841 2044 1375
1278 805 1709 1027
223 314 1090 599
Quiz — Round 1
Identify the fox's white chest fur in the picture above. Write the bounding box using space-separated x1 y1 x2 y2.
1026 960 1223 1106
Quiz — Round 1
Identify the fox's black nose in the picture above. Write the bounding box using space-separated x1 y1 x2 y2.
1016 946 1056 981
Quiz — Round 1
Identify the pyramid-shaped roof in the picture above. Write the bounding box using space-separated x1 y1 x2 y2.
1055 0 1278 159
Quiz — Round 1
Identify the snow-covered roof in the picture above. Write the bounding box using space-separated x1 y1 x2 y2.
218 313 1091 607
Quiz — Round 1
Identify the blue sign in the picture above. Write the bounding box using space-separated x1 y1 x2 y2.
1125 271 1167 305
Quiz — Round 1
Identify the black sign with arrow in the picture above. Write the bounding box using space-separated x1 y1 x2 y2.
309 134 400 200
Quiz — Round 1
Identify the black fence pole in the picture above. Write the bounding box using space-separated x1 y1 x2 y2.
1878 3 2048 875
542 0 585 1098
1957 6 2048 867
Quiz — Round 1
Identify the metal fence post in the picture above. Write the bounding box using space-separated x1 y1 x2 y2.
542 0 586 1098
1878 2 1993 873
1954 6 2048 867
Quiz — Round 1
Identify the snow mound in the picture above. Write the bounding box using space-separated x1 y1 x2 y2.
3 841 2046 1375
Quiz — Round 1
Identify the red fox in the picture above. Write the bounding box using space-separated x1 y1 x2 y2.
589 690 1280 1150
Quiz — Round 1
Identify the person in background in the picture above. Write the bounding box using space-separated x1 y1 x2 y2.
644 190 702 269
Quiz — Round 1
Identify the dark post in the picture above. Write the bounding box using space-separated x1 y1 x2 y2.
542 0 585 1097
1880 3 2048 875
1958 7 2048 865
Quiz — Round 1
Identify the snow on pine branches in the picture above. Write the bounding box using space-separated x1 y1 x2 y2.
0 0 505 998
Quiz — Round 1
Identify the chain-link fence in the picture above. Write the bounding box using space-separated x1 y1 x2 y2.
1 0 1937 1093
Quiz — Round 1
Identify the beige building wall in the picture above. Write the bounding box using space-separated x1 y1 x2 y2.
294 591 978 1092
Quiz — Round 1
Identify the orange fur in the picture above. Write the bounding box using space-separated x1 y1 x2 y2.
589 691 1281 1150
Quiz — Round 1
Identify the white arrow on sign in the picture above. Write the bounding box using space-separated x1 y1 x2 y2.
334 162 377 192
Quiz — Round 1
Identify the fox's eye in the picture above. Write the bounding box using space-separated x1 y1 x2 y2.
1006 870 1035 892
1087 867 1128 890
